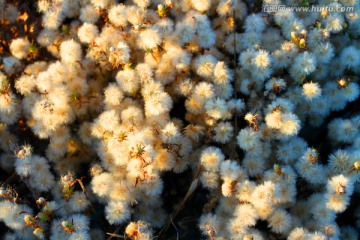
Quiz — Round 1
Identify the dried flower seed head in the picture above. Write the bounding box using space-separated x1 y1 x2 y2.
62 220 76 234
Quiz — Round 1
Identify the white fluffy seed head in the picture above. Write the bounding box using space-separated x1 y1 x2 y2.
137 29 161 50
340 46 360 69
237 128 261 151
10 38 30 59
194 54 217 79
200 146 225 171
302 82 321 100
80 5 100 23
108 4 127 27
77 23 99 44
60 39 82 64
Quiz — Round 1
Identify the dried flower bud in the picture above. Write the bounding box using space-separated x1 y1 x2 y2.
33 227 45 239
62 220 76 234
354 161 360 171
36 197 46 205
24 214 36 226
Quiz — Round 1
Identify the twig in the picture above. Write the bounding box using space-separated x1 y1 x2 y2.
107 225 123 240
3 172 18 185
106 232 126 239
231 7 238 160
73 177 106 227
170 216 179 240
23 178 40 209
158 164 202 238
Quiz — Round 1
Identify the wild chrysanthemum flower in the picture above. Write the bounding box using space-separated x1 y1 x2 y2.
243 153 266 177
105 200 130 225
42 9 64 30
266 98 295 113
229 204 258 233
278 113 301 136
137 29 161 50
91 172 112 197
252 50 271 69
90 0 113 8
339 46 360 69
77 23 99 44
325 13 344 33
213 61 233 85
327 174 354 197
341 82 360 102
3 57 21 75
193 82 215 100
265 111 282 130
108 4 127 27
10 38 30 59
68 231 91 240
219 160 241 182
274 9 296 27
60 39 82 64
290 52 317 81
200 146 225 171
199 213 219 239
240 31 262 50
197 28 216 49
313 42 334 64
323 81 347 111
212 121 234 144
204 98 228 120
194 54 217 79
224 33 242 54
160 122 180 144
237 128 261 151
144 92 173 117
302 82 321 100
311 203 336 224
268 208 292 234
116 68 139 94
153 18 174 36
244 14 265 33
79 4 100 23
288 227 309 240
191 0 212 12
68 191 90 213
200 171 219 189
295 149 327 185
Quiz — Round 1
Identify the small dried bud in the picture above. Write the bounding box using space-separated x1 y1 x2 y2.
33 227 45 239
61 172 74 184
63 175 70 182
299 39 306 49
337 78 350 89
243 235 254 240
24 214 36 226
207 227 215 239
321 9 328 18
354 161 360 171
336 184 346 195
90 164 103 176
157 4 164 11
62 220 76 234
36 197 46 205
308 148 319 164
0 188 6 195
